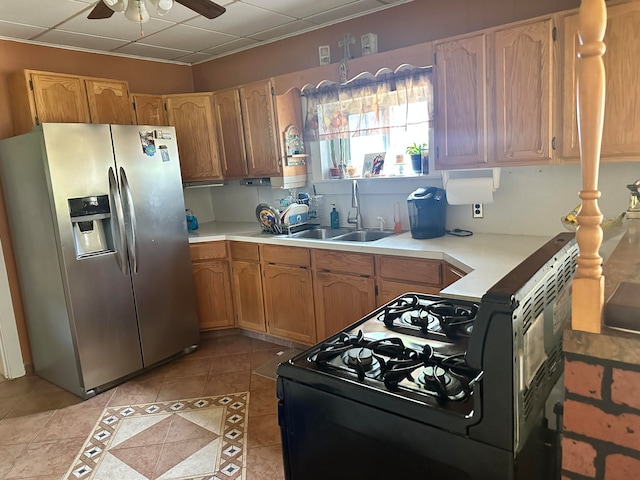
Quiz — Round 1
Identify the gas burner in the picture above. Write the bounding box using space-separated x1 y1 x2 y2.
345 347 374 369
416 365 468 401
380 295 478 340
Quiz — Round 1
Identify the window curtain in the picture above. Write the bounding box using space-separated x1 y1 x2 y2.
303 66 433 142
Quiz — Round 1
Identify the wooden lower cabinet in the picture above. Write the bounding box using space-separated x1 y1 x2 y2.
262 255 316 345
444 262 467 287
312 249 376 340
191 242 468 340
262 264 316 344
377 279 441 305
190 242 235 330
375 255 444 306
314 271 376 339
230 242 265 332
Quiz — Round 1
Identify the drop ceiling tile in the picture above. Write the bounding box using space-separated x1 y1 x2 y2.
172 51 214 64
141 23 236 51
0 0 91 27
113 42 191 60
250 20 317 42
242 0 360 19
35 30 129 51
0 0 412 63
56 14 173 41
201 37 260 56
0 21 47 39
304 0 386 25
186 2 296 37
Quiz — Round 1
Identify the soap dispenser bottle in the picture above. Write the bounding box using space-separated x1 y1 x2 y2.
330 204 340 229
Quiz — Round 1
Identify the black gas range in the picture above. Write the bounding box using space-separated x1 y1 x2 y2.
277 233 578 480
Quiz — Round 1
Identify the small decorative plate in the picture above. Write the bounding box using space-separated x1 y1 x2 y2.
256 203 281 230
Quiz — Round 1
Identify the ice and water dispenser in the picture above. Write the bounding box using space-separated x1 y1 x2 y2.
68 195 112 257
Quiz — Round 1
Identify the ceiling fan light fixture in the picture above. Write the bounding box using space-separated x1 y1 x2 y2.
150 0 173 16
124 0 150 23
103 0 127 12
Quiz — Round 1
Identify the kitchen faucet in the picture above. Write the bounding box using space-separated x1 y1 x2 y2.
347 179 363 230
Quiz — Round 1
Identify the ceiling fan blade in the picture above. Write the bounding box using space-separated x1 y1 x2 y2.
176 0 226 19
88 1 116 19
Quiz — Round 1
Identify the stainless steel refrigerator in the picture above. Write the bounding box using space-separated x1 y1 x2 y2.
0 123 199 398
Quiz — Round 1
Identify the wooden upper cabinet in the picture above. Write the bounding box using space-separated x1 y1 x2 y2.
435 34 488 169
85 78 135 125
561 3 640 161
8 69 138 136
494 19 553 165
213 88 248 178
8 70 91 135
132 93 167 126
165 93 222 182
240 80 281 177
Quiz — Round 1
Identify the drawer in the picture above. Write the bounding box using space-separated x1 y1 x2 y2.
377 255 442 286
190 241 228 261
230 241 260 261
377 279 441 305
261 244 310 267
313 250 374 276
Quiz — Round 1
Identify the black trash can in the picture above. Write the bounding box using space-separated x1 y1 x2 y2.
407 187 447 239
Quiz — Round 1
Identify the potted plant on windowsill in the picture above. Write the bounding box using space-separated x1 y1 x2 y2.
406 143 427 174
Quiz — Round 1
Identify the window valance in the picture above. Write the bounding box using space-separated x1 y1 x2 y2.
302 65 433 141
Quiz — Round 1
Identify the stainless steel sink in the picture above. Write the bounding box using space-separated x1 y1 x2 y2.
331 230 396 242
286 228 395 242
289 227 351 239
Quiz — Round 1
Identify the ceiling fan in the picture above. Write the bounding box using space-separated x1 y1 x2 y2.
87 0 226 22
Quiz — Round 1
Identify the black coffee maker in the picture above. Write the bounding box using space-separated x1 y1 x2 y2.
407 187 447 239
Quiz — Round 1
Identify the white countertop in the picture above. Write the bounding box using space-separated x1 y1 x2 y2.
189 221 551 302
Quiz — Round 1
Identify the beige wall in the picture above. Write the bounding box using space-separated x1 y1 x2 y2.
192 0 579 91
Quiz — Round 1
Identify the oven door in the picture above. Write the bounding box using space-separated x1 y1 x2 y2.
277 377 514 480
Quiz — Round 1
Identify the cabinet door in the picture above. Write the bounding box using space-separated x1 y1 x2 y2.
231 260 266 332
165 94 222 181
561 3 640 160
494 19 553 164
29 72 91 125
192 260 235 330
132 93 167 126
435 34 488 169
314 271 376 340
240 80 281 177
213 89 248 178
85 78 135 125
262 264 315 344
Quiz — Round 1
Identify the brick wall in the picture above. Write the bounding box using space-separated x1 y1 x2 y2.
562 353 640 479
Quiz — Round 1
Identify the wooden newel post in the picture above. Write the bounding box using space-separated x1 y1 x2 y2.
572 0 607 334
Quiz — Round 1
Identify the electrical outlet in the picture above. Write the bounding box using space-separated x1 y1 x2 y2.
472 203 484 218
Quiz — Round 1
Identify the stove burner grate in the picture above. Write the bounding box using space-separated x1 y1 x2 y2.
312 330 479 403
381 294 478 339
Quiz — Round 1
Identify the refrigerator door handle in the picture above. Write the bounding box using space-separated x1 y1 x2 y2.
120 167 139 274
108 167 128 276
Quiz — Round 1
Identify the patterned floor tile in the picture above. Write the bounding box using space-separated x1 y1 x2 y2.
64 394 248 480
0 334 285 480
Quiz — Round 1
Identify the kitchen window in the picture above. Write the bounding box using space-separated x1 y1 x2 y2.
303 66 433 179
